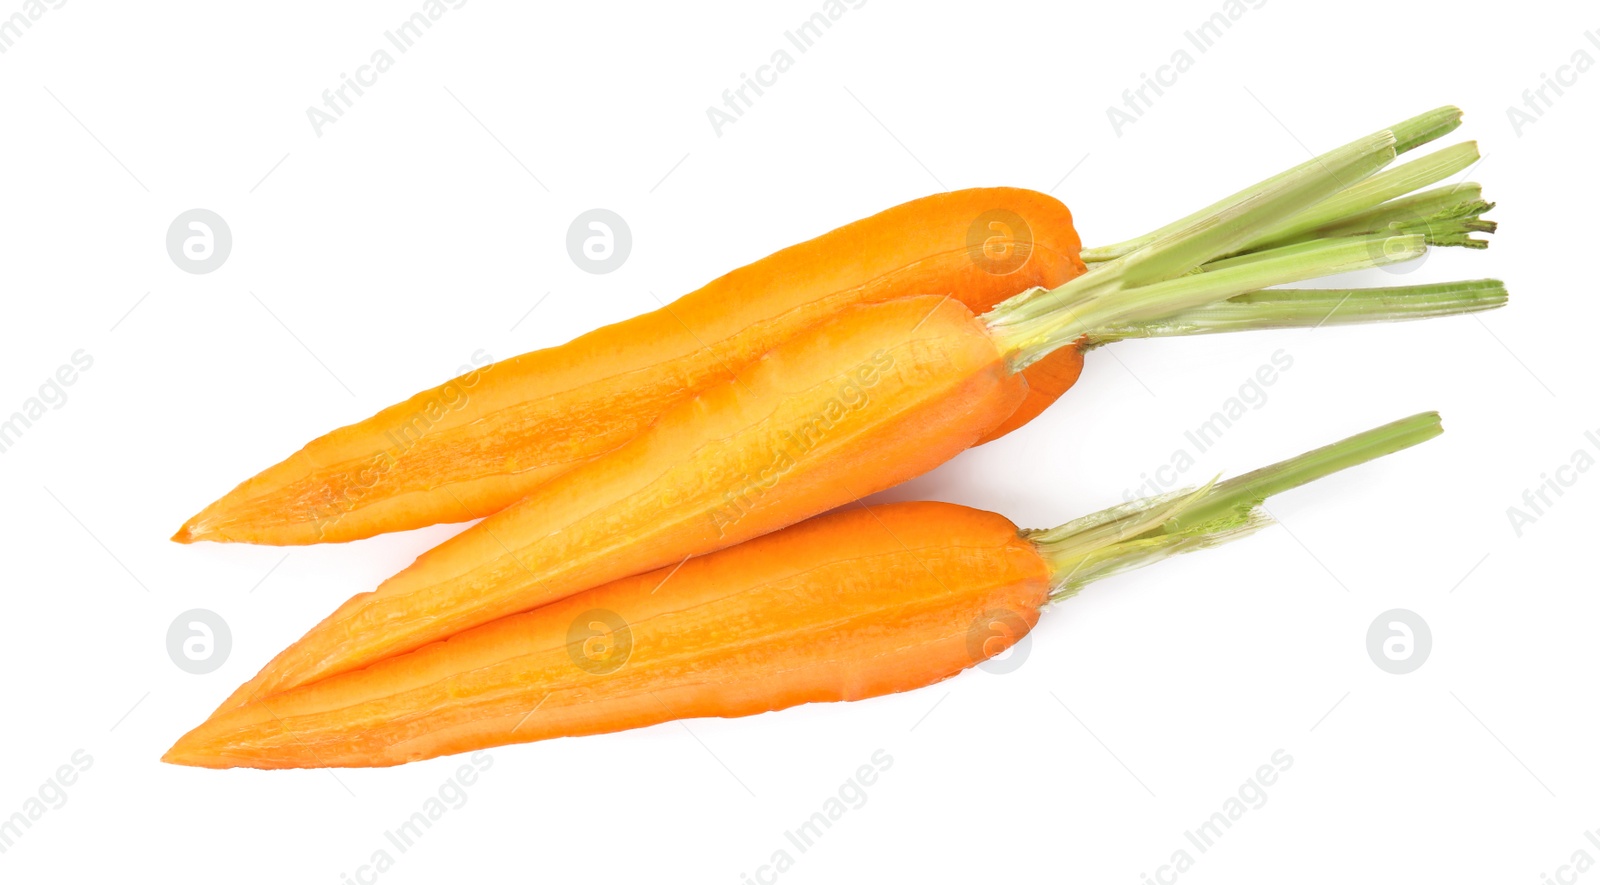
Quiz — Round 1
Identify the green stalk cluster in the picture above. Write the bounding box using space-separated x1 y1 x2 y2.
985 106 1504 371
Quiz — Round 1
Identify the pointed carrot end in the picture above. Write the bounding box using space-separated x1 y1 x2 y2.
172 508 232 544
162 717 254 769
171 504 219 543
161 729 213 768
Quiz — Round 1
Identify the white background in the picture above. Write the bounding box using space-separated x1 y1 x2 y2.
1 1 1594 882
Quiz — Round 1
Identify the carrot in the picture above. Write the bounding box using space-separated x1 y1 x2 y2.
164 413 1442 768
173 107 1490 546
209 111 1506 713
211 293 1029 710
174 188 1086 545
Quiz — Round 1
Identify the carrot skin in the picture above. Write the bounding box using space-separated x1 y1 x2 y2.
169 411 1449 768
212 295 1028 712
164 502 1047 769
977 340 1085 443
176 189 1083 546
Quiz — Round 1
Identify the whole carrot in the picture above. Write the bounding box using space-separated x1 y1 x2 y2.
174 107 1490 546
165 413 1441 769
210 116 1505 712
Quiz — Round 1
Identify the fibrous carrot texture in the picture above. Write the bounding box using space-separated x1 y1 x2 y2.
166 414 1442 769
176 109 1496 547
208 109 1505 714
211 295 1027 712
176 189 1084 545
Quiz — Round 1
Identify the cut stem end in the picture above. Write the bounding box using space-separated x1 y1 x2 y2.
1028 412 1443 600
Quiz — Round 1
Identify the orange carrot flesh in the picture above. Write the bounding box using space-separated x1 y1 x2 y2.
208 111 1508 713
176 109 1492 549
212 295 1027 711
977 338 1085 443
165 413 1442 769
165 502 1047 769
175 188 1084 546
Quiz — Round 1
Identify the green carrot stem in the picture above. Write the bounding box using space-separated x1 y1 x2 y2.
1078 106 1463 263
1229 141 1481 255
1028 412 1442 600
990 233 1426 370
1259 184 1496 250
1084 279 1507 345
1112 133 1398 290
985 108 1496 372
1163 411 1442 533
1390 107 1469 154
989 130 1403 331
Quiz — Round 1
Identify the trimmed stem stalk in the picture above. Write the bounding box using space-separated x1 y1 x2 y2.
982 106 1501 374
1029 412 1442 600
989 233 1427 370
990 130 1403 329
1227 141 1481 256
1084 279 1508 345
1111 133 1398 290
1079 107 1463 263
1254 184 1496 251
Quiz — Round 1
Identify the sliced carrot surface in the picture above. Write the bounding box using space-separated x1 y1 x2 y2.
166 502 1047 769
212 294 1027 711
176 188 1083 545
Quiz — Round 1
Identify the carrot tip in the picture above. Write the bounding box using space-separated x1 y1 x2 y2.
172 514 227 544
160 741 195 766
162 727 221 767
